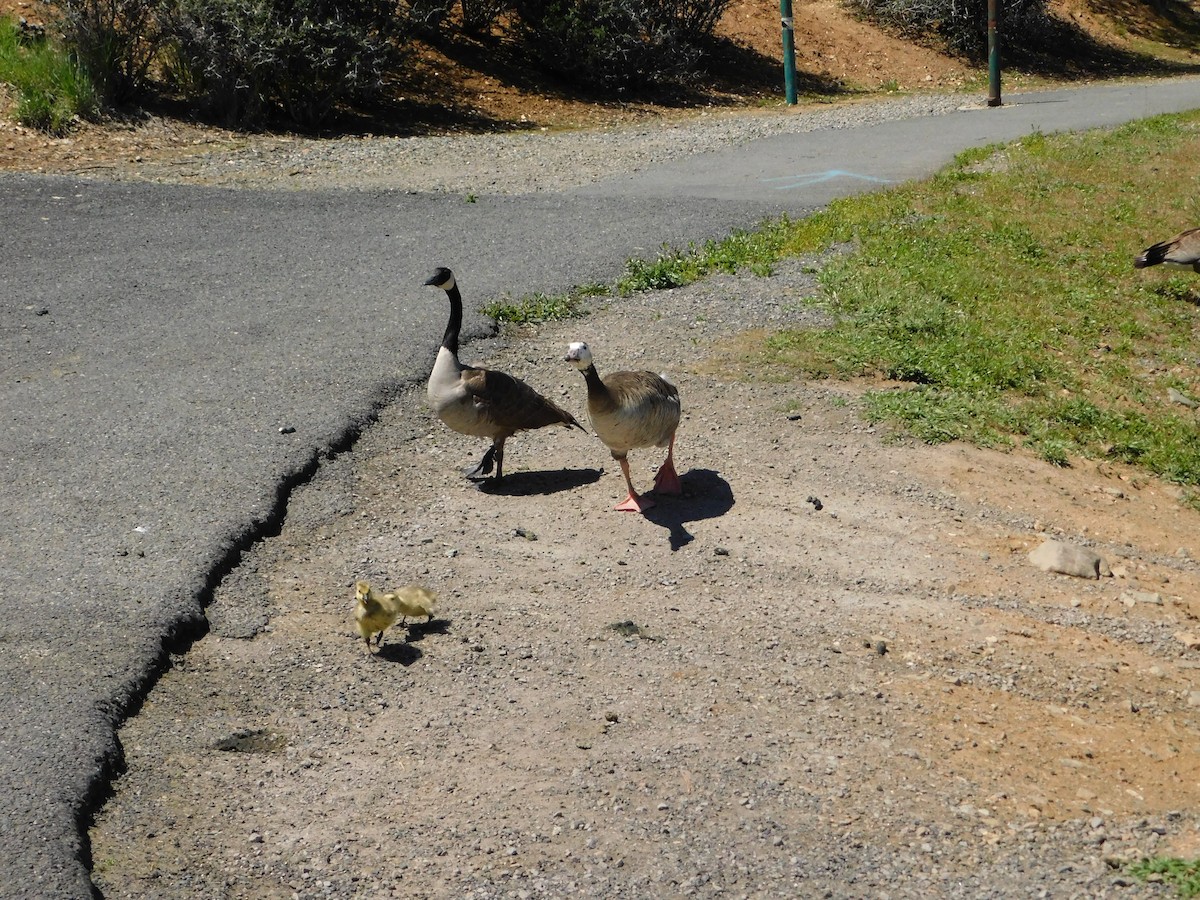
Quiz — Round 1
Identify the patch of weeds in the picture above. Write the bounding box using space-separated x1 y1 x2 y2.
483 290 587 326
1125 857 1200 898
616 216 795 293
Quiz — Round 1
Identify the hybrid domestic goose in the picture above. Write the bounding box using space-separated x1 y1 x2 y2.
424 267 584 483
1135 227 1200 272
564 340 681 512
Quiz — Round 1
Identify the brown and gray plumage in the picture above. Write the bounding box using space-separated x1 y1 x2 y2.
424 267 584 483
564 340 681 512
1135 227 1200 272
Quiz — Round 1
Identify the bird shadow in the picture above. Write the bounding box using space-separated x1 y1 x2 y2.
375 641 423 665
641 468 734 551
369 619 450 664
406 618 451 642
475 467 603 497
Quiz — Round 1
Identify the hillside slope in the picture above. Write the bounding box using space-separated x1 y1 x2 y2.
1 0 1199 173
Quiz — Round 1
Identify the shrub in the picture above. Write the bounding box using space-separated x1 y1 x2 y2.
513 0 730 91
158 0 404 127
406 0 509 35
459 0 509 33
847 0 1052 60
48 0 161 101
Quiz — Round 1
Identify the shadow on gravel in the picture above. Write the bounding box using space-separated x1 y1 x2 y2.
477 467 603 496
376 641 424 666
406 619 450 642
642 468 734 551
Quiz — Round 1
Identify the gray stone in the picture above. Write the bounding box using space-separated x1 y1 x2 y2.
1028 540 1107 580
1168 387 1199 409
1120 590 1163 607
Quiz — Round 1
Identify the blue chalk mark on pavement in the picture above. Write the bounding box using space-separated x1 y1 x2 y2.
762 170 894 190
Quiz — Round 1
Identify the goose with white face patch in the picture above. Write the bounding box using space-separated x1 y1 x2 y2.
424 267 585 484
564 340 682 512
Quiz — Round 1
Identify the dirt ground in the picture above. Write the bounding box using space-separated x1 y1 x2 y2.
6 1 1200 894
85 259 1200 897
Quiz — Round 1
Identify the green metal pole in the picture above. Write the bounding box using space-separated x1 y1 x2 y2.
987 0 1001 107
780 0 797 106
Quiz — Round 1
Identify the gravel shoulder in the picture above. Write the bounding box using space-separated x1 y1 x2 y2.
41 94 973 194
89 239 1200 897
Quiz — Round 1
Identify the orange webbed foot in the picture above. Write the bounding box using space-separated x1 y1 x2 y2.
615 492 655 512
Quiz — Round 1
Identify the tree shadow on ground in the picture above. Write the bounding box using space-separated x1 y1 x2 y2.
969 6 1200 78
641 468 734 551
698 34 848 99
1085 0 1200 52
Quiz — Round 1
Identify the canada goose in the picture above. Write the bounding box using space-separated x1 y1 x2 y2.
424 267 585 483
1135 227 1200 272
564 340 681 512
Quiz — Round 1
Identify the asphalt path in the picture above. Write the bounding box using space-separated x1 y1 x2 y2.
1 76 1198 898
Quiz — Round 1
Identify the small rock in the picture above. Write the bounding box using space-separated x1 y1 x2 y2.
1174 631 1200 651
1120 590 1162 607
863 637 888 655
1168 387 1199 408
1028 540 1106 579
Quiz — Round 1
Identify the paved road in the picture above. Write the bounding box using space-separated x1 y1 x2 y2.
1 77 1198 898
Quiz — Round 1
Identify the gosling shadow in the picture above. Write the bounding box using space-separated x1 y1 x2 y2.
642 468 734 551
405 618 451 642
476 467 603 496
375 641 423 665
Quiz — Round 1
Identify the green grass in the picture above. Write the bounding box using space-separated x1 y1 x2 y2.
604 111 1200 488
616 220 794 293
482 283 607 326
484 219 795 326
0 16 98 134
1126 857 1200 897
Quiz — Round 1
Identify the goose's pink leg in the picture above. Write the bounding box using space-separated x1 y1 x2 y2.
614 457 655 512
652 435 681 495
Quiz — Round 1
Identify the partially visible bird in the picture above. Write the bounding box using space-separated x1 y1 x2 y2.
564 340 682 512
424 267 585 483
1135 227 1200 272
392 583 437 625
353 580 437 652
